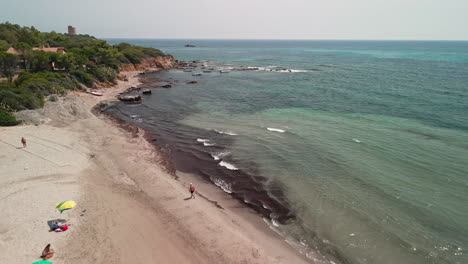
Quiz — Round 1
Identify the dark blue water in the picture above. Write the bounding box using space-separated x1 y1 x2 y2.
106 39 468 264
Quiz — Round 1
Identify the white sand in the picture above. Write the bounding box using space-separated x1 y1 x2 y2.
0 71 312 264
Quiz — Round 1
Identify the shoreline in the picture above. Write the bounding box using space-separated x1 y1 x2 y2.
0 69 313 263
94 70 318 262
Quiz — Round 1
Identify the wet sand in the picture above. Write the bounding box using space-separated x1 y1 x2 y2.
0 71 312 264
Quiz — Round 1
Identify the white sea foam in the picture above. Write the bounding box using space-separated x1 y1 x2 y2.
276 69 310 73
267 127 286 133
352 138 361 143
262 218 282 236
203 142 215 147
196 138 209 142
271 219 280 227
219 161 239 170
214 129 237 136
211 151 231 161
250 66 310 73
213 178 233 193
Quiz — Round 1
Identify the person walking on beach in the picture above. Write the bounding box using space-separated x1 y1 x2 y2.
189 183 196 199
21 137 27 148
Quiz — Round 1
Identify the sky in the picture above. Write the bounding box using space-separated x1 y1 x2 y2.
1 0 467 40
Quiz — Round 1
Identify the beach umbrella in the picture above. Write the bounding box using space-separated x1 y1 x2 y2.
55 200 76 213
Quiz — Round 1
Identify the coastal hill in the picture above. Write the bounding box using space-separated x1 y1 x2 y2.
0 22 173 126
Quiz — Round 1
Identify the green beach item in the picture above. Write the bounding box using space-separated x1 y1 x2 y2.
32 260 53 264
55 200 76 213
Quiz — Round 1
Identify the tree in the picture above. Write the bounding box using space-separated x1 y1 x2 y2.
27 50 52 72
0 52 18 82
13 42 31 70
0 40 9 52
56 53 77 70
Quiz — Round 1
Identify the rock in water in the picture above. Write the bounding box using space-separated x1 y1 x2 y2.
118 95 141 102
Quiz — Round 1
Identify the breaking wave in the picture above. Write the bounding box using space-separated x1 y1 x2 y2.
213 178 233 193
214 129 237 136
219 161 239 170
211 151 231 161
267 127 286 133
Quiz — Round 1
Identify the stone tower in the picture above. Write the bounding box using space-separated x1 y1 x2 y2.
68 26 76 35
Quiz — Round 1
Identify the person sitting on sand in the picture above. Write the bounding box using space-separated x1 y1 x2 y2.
33 244 54 264
52 221 70 232
21 137 27 148
189 183 196 199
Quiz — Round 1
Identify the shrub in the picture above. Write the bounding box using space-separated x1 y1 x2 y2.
0 87 44 110
0 111 20 126
115 42 164 64
49 94 58 102
15 72 81 96
70 70 95 87
89 66 117 83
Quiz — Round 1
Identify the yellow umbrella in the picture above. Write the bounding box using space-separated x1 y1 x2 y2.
55 200 76 213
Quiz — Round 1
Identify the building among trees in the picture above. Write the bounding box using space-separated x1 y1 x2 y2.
7 46 66 55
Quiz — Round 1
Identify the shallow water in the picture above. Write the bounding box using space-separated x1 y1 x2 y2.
105 39 468 264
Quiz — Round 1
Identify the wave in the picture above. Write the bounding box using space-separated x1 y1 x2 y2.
267 127 286 133
213 178 233 193
271 219 280 227
352 138 361 143
246 66 310 73
211 151 231 161
214 129 237 136
219 161 239 170
197 138 215 146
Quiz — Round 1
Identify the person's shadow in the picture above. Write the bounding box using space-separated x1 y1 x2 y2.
47 219 67 232
183 197 192 201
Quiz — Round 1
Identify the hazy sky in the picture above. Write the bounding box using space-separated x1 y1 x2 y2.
1 0 467 40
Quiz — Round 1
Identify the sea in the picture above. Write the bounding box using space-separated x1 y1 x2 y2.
104 39 468 264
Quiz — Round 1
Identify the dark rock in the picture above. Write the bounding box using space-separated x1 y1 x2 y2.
161 84 172 88
118 95 141 102
187 80 198 84
142 89 152 94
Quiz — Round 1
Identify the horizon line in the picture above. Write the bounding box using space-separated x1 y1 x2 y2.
99 37 468 42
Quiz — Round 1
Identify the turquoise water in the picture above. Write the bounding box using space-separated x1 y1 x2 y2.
107 39 468 264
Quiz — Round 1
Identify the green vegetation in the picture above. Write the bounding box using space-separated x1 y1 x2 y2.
115 42 164 64
0 22 166 126
0 52 18 82
0 102 19 126
0 110 20 126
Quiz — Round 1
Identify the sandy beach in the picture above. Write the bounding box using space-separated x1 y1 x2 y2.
0 71 312 264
